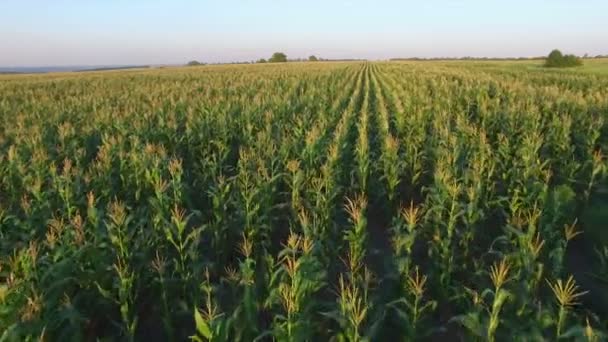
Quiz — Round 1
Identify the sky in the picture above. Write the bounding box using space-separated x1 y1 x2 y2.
0 0 606 66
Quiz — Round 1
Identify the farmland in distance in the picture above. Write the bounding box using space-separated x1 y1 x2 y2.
1 61 607 341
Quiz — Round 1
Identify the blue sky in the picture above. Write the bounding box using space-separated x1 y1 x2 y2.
1 0 606 66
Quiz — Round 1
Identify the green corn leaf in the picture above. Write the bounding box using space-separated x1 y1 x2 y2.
194 308 212 339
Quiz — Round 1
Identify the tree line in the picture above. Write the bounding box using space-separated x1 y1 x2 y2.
186 49 597 67
186 52 322 66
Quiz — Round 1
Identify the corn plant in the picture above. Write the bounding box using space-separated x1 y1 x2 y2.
191 269 230 342
388 266 436 339
227 234 260 341
96 201 138 341
391 202 423 274
265 233 325 340
333 267 374 342
547 275 588 338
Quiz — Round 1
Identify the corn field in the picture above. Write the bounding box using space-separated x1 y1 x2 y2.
1 62 607 341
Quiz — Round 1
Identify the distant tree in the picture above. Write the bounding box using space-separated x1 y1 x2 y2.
545 49 582 68
308 55 319 62
187 60 202 66
269 52 287 63
563 54 582 66
546 49 563 65
257 58 267 63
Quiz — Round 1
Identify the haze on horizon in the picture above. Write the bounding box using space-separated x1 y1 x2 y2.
1 0 606 67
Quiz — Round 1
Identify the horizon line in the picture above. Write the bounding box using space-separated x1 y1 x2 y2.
3 52 608 69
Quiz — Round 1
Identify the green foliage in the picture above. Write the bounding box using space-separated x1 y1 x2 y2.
269 52 287 63
0 61 606 341
308 55 318 62
545 49 582 68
